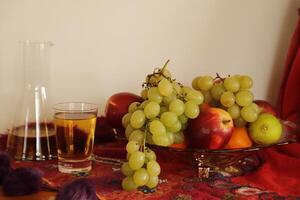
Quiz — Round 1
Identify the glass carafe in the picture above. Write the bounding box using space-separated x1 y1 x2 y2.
7 41 56 160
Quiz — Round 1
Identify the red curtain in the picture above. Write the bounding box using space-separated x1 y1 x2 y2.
278 10 300 125
276 9 300 159
232 11 300 196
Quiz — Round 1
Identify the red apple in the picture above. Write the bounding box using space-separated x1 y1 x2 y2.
187 106 234 149
105 92 143 130
253 100 278 117
94 116 116 143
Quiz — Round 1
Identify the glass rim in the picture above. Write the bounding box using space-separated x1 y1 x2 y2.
53 102 98 112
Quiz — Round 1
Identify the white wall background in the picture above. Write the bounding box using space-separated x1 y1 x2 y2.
0 0 299 131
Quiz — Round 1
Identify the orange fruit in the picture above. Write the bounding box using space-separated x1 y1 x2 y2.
224 127 253 149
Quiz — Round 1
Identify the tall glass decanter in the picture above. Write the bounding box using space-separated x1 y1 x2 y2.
7 41 56 160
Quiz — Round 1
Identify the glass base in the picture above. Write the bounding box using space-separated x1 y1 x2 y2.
10 153 57 161
58 159 92 174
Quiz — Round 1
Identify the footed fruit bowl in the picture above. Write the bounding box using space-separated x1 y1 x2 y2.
115 130 298 179
149 120 299 179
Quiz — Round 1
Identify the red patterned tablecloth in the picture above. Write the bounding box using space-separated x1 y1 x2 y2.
7 141 300 200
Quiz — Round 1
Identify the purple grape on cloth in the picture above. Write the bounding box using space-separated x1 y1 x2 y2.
56 178 99 200
0 152 11 184
2 167 43 196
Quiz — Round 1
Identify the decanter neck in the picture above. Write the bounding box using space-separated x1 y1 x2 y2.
22 41 52 86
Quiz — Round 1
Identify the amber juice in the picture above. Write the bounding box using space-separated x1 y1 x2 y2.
54 112 97 173
7 123 57 160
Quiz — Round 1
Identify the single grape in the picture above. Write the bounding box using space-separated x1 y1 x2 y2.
122 176 138 191
178 114 188 124
149 120 166 136
141 89 148 100
197 76 214 91
145 148 156 161
235 90 253 107
160 112 178 127
144 101 160 119
241 105 258 122
166 120 182 133
147 160 161 176
220 91 235 107
211 83 225 100
184 101 200 119
122 113 132 128
121 162 134 176
174 131 185 143
130 110 146 128
167 131 175 145
152 134 170 146
129 151 145 170
192 76 201 90
239 75 253 89
126 141 140 154
169 99 185 116
133 168 150 186
158 78 173 97
184 90 204 105
148 87 163 103
224 76 240 92
125 125 135 138
249 102 261 113
227 104 240 119
128 102 140 113
234 116 248 127
146 176 159 188
128 129 144 144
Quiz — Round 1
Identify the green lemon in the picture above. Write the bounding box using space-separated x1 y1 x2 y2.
248 113 282 145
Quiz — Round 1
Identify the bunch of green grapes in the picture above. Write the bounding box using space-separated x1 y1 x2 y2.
120 60 203 191
192 74 260 127
121 143 160 191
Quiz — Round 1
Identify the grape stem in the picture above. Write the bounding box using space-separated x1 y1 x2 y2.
162 59 170 71
222 119 232 124
143 129 147 153
141 123 150 154
142 59 173 88
214 73 231 82
215 73 225 82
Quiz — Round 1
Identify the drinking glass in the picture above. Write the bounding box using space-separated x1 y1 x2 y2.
53 102 98 173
